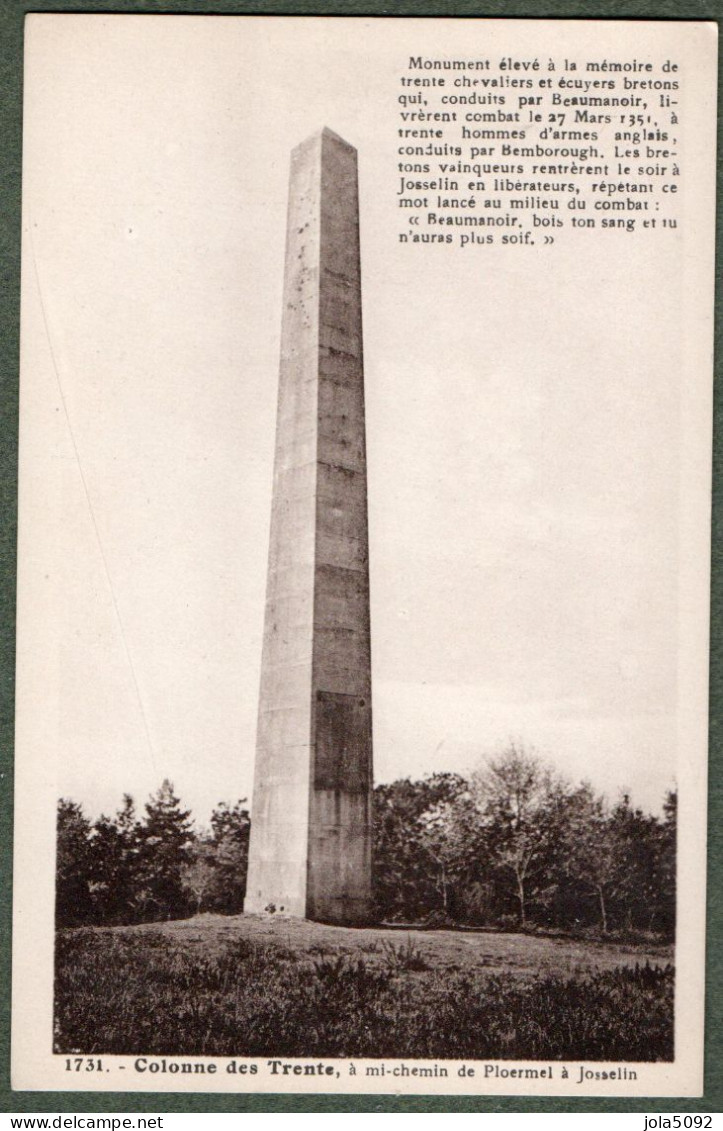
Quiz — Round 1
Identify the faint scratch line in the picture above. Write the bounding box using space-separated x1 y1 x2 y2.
29 223 158 777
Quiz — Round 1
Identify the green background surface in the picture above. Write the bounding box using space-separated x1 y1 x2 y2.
1 0 720 1114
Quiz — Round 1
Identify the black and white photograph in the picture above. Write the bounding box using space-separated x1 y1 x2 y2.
11 15 716 1096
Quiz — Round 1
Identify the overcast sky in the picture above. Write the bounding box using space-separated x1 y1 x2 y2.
19 15 697 825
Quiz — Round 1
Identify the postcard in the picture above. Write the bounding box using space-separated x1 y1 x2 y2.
11 15 717 1096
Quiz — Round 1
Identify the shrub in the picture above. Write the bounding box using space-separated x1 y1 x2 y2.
381 937 430 973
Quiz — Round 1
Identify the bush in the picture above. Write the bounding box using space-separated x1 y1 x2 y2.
381 937 430 973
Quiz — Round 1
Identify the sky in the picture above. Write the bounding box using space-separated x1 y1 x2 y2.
18 15 695 826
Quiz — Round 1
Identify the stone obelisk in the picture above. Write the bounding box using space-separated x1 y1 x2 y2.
244 129 373 925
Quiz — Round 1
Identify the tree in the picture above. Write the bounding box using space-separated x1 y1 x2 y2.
181 842 217 914
417 785 485 918
561 784 621 933
88 794 143 924
136 780 194 920
607 792 662 933
56 799 95 927
373 773 472 922
206 799 251 914
655 788 677 937
472 744 566 928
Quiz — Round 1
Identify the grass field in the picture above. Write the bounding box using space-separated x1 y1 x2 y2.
55 913 674 1061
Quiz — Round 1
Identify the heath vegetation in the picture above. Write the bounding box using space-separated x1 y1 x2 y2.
55 916 674 1060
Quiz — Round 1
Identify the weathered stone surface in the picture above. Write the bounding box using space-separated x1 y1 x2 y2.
244 129 373 924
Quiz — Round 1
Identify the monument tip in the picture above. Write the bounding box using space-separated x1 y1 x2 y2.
293 127 356 155
320 126 346 141
316 126 356 149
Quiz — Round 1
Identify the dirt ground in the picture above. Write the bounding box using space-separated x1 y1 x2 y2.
123 912 673 980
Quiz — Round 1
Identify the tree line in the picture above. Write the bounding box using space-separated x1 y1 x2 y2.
373 745 675 939
56 745 676 940
56 781 250 927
